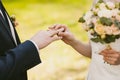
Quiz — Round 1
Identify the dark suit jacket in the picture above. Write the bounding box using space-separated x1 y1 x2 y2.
0 1 41 80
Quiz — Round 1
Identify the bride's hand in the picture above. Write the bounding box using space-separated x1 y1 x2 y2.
100 49 120 65
49 24 76 45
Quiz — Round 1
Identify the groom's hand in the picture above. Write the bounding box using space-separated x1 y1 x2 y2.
30 29 63 49
100 49 120 65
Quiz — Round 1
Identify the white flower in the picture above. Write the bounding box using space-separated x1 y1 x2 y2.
92 17 98 24
79 0 120 44
113 31 120 35
105 27 113 35
86 19 92 25
106 1 115 9
82 23 90 31
92 7 99 12
99 3 107 10
98 9 112 18
92 8 100 15
83 11 93 21
116 15 120 21
94 24 105 35
111 9 119 17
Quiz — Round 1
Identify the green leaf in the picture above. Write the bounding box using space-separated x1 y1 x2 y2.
91 37 105 44
95 0 104 10
114 20 120 29
103 35 116 43
78 17 85 23
100 17 113 26
117 3 120 10
89 23 94 29
91 34 120 44
95 3 100 8
98 0 104 3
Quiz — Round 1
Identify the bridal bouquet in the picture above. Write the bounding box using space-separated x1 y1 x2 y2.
79 0 120 48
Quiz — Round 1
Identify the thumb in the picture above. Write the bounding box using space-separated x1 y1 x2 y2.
57 28 65 32
99 50 105 55
58 31 68 37
51 35 63 41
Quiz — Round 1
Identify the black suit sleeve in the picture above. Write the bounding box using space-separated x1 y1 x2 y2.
0 40 41 79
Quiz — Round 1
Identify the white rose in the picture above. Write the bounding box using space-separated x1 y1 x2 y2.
113 31 120 35
99 3 107 10
105 27 113 35
116 15 120 21
98 9 112 18
106 1 115 9
92 7 99 13
83 11 93 21
111 9 119 17
86 19 92 25
92 17 98 24
82 23 90 31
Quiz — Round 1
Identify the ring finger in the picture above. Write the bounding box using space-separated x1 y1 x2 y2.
104 56 115 64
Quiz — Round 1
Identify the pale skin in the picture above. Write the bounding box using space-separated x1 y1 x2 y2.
13 17 64 50
100 49 120 65
50 24 120 65
30 26 64 50
49 24 92 58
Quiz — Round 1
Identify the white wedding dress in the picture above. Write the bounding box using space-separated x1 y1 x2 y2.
86 0 120 80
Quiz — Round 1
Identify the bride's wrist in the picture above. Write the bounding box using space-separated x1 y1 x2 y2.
68 38 79 46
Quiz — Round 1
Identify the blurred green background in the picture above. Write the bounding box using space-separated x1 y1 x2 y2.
3 0 92 80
